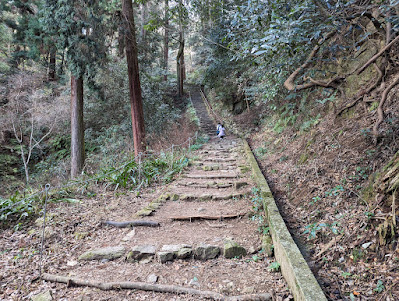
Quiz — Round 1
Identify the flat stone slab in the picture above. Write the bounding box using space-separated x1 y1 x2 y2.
184 174 238 179
177 247 193 259
194 244 220 260
78 246 126 261
157 244 193 263
161 244 192 253
127 245 156 263
31 290 53 301
180 192 247 202
203 158 236 162
158 251 174 263
121 229 136 242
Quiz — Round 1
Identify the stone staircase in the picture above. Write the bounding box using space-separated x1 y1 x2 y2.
44 88 290 300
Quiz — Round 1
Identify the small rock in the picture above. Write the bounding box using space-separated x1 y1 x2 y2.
223 239 247 259
248 246 260 254
67 260 78 267
194 244 220 260
121 229 136 242
158 251 174 263
78 246 126 261
362 242 373 249
177 247 192 259
242 286 255 294
31 290 53 301
234 182 248 190
261 235 274 257
148 202 161 210
74 232 89 240
136 208 154 217
189 277 200 287
147 274 158 283
198 207 206 213
338 257 345 263
127 245 156 263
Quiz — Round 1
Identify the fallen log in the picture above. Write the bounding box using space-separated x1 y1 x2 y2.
170 213 246 221
41 273 272 301
102 220 160 228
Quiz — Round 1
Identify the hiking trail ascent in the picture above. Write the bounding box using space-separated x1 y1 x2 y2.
33 88 292 300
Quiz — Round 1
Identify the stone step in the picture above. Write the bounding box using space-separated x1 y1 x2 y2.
176 180 248 190
178 191 249 202
78 241 252 264
177 182 233 189
184 173 239 179
203 158 237 163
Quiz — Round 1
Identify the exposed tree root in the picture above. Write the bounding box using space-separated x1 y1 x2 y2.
336 63 383 116
41 273 272 301
170 213 246 221
372 74 399 137
357 34 399 75
102 220 160 228
284 31 336 91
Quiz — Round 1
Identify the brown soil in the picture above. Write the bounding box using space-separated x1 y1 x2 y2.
242 90 399 300
0 135 291 301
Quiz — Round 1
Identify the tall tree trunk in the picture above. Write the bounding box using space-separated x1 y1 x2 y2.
177 30 184 97
141 2 148 41
70 76 85 179
59 50 65 75
163 0 169 81
48 45 56 81
122 0 146 157
117 11 125 58
177 0 184 97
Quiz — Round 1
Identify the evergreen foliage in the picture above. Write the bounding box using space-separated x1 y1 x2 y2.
40 0 108 78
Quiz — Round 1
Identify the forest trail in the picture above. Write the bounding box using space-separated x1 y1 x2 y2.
3 89 292 300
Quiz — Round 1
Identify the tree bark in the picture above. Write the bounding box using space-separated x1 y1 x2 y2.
122 0 146 157
48 45 56 81
70 76 85 179
163 0 169 81
117 11 125 58
177 0 185 97
177 30 184 97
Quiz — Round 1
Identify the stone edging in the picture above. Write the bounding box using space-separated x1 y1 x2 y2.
242 139 327 301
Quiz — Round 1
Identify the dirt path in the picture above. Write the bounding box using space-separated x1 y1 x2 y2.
0 89 291 301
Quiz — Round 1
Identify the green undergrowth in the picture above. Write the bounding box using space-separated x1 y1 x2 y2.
0 135 209 228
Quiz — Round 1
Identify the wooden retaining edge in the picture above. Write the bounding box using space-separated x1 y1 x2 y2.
242 139 327 301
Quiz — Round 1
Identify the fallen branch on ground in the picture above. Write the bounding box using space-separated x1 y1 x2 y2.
357 34 399 75
102 220 160 228
41 273 272 301
170 213 246 221
372 75 399 137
